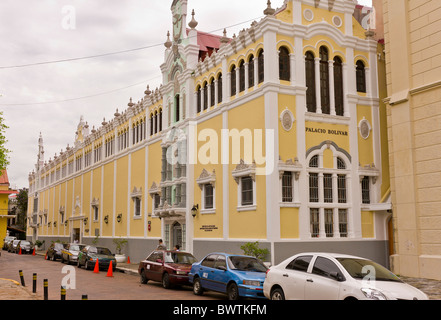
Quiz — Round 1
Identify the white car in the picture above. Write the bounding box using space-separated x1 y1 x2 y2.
263 252 429 300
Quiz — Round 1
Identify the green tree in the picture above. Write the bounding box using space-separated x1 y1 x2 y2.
0 111 10 171
15 188 28 232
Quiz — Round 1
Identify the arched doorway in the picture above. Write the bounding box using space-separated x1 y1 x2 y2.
172 222 183 250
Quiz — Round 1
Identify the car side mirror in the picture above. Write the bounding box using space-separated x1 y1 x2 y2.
330 271 345 282
217 266 227 271
156 259 163 263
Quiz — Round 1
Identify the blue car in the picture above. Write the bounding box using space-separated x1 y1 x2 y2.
189 252 268 300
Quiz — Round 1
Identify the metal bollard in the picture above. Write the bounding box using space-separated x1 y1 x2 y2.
19 270 25 286
44 279 49 300
33 273 37 293
82 295 88 300
61 286 66 300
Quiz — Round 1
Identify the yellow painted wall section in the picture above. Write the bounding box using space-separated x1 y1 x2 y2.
361 211 374 238
302 4 345 34
228 96 267 239
74 176 82 216
0 193 9 246
305 121 350 153
276 1 293 24
323 148 334 169
130 148 146 237
279 94 297 161
280 207 299 239
102 162 114 237
147 141 162 238
52 184 60 236
82 171 91 237
194 114 223 239
91 167 102 233
115 156 128 237
357 105 374 167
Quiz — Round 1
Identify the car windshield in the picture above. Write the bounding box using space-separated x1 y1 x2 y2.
89 247 112 255
70 245 85 251
164 252 197 264
337 258 403 283
228 256 268 272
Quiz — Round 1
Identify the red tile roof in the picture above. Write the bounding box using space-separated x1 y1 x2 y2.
0 170 9 185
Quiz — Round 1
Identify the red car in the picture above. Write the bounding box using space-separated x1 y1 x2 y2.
138 250 197 289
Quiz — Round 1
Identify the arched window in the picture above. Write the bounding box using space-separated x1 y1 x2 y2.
150 113 154 136
154 111 158 134
334 56 344 116
356 60 366 93
305 51 316 113
203 81 208 110
230 65 236 97
248 55 255 88
279 46 290 81
159 109 163 132
210 78 215 107
320 46 330 114
217 73 223 104
196 85 202 113
239 60 245 92
175 94 180 123
258 50 264 84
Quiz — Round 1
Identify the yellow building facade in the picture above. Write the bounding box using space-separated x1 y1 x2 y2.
27 0 391 265
384 0 441 280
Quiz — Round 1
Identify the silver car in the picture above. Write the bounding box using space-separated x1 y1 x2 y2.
61 243 86 264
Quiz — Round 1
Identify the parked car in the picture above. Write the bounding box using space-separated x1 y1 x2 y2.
17 240 34 254
46 243 67 261
263 252 429 300
139 250 197 289
2 236 16 250
61 243 86 265
189 253 268 300
77 246 117 271
8 240 21 253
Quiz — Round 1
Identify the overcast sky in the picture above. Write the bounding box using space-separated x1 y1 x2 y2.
0 0 372 189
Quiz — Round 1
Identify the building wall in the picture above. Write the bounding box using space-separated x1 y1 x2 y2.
27 0 391 266
384 0 441 280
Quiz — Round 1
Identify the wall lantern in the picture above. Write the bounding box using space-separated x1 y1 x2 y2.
191 204 199 218
104 215 109 224
117 214 122 223
84 218 88 225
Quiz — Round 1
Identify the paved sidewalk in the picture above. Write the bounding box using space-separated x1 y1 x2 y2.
0 278 42 300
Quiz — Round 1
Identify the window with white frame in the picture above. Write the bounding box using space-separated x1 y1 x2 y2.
279 158 302 205
232 160 257 211
133 197 141 217
203 184 214 210
307 144 351 239
131 187 143 218
196 169 216 213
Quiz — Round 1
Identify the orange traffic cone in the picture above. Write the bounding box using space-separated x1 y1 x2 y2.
32 248 36 256
127 256 131 264
19 248 22 255
106 261 114 278
93 259 99 273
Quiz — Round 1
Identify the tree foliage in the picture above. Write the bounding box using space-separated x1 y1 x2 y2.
0 111 10 171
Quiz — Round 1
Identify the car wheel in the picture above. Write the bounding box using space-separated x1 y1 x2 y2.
271 288 285 300
162 273 171 289
227 283 240 301
140 271 148 284
193 277 204 296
